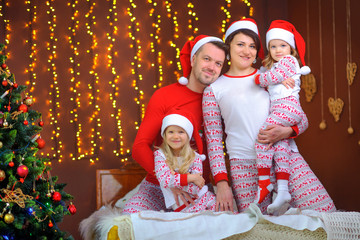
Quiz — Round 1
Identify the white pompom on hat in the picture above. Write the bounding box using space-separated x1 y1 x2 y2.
266 20 307 66
179 35 223 85
161 109 204 154
224 18 265 59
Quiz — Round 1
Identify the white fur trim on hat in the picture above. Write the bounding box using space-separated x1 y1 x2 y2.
266 28 295 49
190 36 223 59
300 66 311 75
225 20 259 41
161 114 193 139
178 76 188 85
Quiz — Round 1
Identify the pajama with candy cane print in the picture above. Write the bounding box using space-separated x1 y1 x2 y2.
254 55 304 175
154 150 216 213
203 71 336 214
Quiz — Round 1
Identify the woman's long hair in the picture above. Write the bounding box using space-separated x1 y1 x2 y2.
262 45 302 69
159 132 195 174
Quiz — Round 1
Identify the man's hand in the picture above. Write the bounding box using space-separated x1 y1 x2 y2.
215 181 234 212
170 188 195 207
257 125 294 149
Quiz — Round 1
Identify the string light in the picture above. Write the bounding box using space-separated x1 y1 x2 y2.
25 0 38 93
84 0 101 163
221 0 232 34
164 0 182 79
187 1 198 35
0 0 10 55
109 0 131 162
45 0 63 162
148 0 164 89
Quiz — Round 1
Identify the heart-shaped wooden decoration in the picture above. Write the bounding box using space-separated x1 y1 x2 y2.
301 73 317 102
328 97 344 122
347 62 357 85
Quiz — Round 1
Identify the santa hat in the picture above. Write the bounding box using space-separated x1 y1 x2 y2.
161 109 204 156
224 18 265 59
266 20 306 66
179 35 223 85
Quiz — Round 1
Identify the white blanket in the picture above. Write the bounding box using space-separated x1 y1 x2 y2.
131 203 325 240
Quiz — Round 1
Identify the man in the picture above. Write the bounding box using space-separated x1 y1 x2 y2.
122 35 227 214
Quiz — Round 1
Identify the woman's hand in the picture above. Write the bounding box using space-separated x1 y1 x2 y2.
215 181 234 212
257 125 294 148
282 77 295 89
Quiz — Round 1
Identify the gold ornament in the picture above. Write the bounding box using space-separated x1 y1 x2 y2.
0 170 5 181
301 73 317 102
328 97 344 122
347 127 354 134
1 188 34 208
4 213 14 224
0 141 2 148
346 62 357 85
319 120 327 130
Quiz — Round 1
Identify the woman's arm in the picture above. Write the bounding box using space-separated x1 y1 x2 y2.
203 86 234 212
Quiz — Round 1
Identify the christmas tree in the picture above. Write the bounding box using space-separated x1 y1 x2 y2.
0 43 76 240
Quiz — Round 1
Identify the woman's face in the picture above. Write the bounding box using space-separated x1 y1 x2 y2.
229 33 257 70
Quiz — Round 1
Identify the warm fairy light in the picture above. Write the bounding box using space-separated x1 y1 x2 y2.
0 0 10 54
2 1 258 166
148 0 164 89
221 0 232 34
45 0 63 162
164 1 182 78
108 0 131 161
24 1 38 92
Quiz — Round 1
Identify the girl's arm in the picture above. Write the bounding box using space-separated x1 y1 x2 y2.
255 55 298 87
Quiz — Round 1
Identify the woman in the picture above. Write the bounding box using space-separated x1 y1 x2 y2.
203 18 336 214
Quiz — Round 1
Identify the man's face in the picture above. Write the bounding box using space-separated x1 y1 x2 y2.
191 43 225 87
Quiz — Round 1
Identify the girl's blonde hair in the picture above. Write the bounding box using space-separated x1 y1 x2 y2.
160 130 195 174
262 43 302 70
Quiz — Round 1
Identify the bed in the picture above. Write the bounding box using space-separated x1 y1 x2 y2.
80 168 360 240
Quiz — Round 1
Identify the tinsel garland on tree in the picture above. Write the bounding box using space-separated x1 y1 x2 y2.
0 43 76 240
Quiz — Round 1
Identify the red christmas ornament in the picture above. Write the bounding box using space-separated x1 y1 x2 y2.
8 161 14 167
17 165 29 178
23 120 29 125
48 221 53 228
52 191 62 202
1 63 7 69
38 121 44 127
36 138 46 149
13 83 18 88
2 80 7 87
68 203 76 215
18 104 28 113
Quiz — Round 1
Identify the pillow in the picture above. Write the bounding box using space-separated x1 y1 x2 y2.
114 179 144 209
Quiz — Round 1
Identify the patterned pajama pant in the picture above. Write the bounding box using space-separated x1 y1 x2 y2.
230 153 336 214
255 96 303 174
122 181 217 214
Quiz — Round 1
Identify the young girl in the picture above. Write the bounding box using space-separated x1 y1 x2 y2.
154 110 217 213
254 20 311 214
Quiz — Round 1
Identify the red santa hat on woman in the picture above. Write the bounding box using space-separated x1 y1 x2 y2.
178 35 223 85
224 18 265 59
161 109 204 157
266 20 307 66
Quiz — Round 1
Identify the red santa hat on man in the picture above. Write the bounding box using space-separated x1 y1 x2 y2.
224 18 265 59
266 20 307 66
161 109 205 158
178 35 223 85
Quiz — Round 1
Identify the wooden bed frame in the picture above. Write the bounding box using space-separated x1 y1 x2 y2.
96 168 146 209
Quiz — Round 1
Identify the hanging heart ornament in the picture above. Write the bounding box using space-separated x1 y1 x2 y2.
346 62 357 85
328 97 344 122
